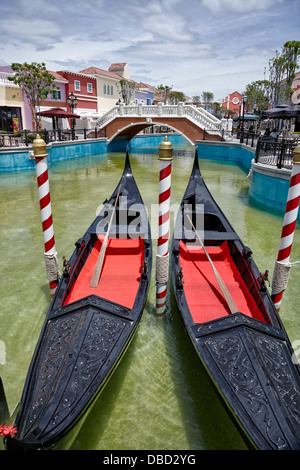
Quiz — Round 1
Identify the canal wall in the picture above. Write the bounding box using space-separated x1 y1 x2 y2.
196 140 255 171
129 133 191 152
0 138 107 172
196 140 299 223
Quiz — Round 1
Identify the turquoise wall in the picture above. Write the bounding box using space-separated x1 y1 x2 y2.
129 133 191 152
196 141 255 171
196 140 299 223
249 171 291 213
0 139 107 172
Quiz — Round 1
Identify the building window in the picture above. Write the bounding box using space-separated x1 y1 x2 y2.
87 83 93 93
104 84 106 94
111 85 113 95
52 90 61 100
39 91 48 99
74 80 80 91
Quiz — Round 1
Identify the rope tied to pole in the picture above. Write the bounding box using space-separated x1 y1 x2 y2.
155 253 169 284
271 259 299 295
44 252 61 283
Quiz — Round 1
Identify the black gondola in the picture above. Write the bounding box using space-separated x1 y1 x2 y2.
5 152 152 450
171 150 300 450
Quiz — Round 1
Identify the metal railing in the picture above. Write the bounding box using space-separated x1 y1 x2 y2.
238 131 260 147
0 128 107 147
96 102 223 134
255 137 297 170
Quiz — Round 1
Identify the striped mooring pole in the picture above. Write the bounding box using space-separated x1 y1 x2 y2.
156 136 173 316
32 135 60 298
271 144 300 312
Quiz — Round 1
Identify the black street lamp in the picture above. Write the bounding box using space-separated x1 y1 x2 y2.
241 94 247 133
67 92 78 130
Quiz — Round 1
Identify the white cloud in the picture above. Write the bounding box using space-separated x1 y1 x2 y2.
201 0 284 13
0 0 297 101
1 18 62 48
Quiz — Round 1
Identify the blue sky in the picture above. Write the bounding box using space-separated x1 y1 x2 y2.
0 0 299 100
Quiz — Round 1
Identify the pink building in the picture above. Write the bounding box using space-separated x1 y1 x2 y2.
221 91 242 116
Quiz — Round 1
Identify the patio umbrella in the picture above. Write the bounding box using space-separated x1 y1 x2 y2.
261 104 300 119
37 107 80 129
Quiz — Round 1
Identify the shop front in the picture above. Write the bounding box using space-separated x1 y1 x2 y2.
0 106 23 133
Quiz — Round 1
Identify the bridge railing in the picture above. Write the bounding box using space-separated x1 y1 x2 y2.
96 102 224 134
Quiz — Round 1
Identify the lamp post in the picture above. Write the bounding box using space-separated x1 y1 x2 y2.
241 94 247 133
67 92 78 131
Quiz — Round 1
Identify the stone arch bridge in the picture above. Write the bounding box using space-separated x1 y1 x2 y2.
90 102 232 145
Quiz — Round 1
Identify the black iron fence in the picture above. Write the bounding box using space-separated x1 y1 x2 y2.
202 129 259 146
255 137 297 170
0 127 106 147
238 131 260 147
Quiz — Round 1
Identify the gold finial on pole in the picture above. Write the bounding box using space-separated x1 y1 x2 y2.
32 134 48 159
158 136 174 161
293 144 300 165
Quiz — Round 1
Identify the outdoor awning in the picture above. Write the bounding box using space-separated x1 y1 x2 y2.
37 107 80 119
261 104 300 119
232 113 260 121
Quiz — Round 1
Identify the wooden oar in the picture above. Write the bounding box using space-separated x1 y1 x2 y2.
90 184 122 288
186 214 239 314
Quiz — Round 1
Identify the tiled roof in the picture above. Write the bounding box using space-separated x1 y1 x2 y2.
48 71 68 82
139 82 157 91
108 63 127 71
79 67 121 80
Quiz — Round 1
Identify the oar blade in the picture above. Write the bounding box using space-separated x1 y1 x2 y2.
90 237 108 287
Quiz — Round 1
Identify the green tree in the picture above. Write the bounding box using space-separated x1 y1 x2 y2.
8 62 59 131
157 84 173 104
267 41 300 106
169 91 186 104
268 52 286 106
201 91 214 109
282 40 300 104
244 80 270 114
118 78 136 105
192 95 201 103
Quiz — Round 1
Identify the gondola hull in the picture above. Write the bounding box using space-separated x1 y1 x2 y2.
5 153 152 450
171 152 300 450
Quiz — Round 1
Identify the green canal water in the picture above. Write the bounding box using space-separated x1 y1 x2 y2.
0 143 299 450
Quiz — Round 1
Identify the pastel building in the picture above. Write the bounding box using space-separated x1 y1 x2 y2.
38 71 68 129
221 91 242 116
0 65 26 131
135 82 155 105
79 65 123 114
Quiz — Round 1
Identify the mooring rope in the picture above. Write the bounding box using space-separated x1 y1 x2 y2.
271 259 299 295
44 252 61 283
155 253 169 284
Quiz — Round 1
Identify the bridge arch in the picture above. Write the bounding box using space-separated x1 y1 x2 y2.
107 120 196 146
102 116 222 146
95 104 228 146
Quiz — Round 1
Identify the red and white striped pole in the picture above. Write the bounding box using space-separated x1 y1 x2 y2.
156 137 173 316
271 144 300 312
32 135 60 298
